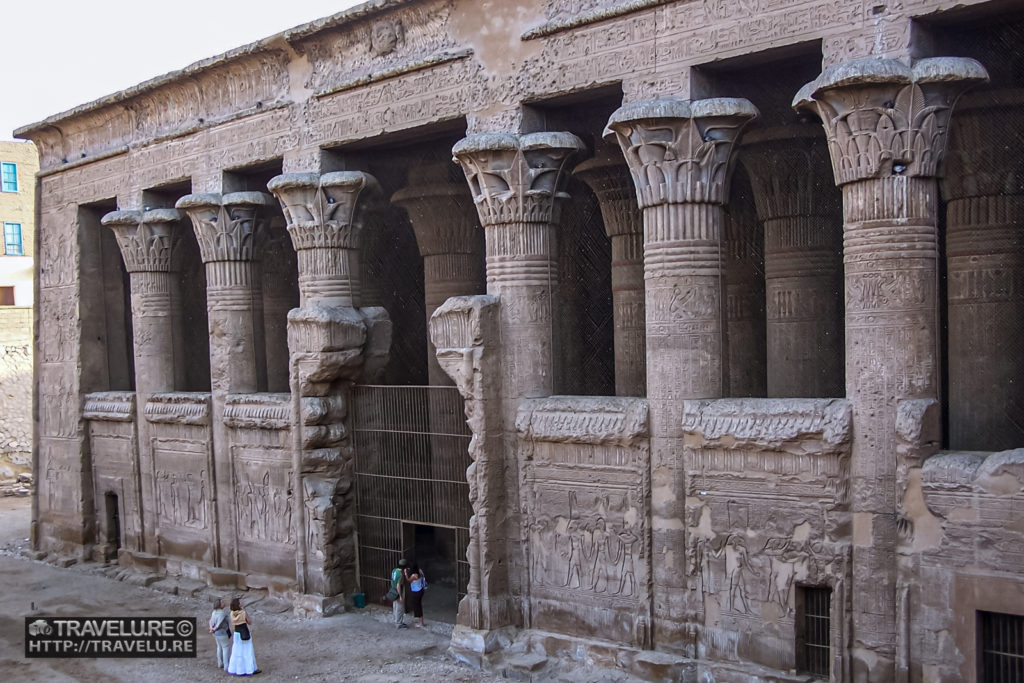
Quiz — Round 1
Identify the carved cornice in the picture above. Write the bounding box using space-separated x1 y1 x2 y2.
574 149 643 239
101 209 184 273
145 393 212 426
176 192 275 263
268 172 380 251
83 391 137 422
604 98 758 207
516 396 649 446
452 132 585 228
522 0 673 40
681 398 851 454
793 57 989 186
392 162 481 258
223 393 292 431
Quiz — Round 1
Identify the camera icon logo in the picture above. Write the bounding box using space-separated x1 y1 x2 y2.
28 619 52 637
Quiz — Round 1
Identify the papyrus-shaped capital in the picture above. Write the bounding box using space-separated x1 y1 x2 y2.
452 132 585 227
101 208 184 273
604 97 758 207
793 57 989 185
176 192 275 263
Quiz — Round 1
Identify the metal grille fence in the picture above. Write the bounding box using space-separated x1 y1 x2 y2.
352 385 472 603
981 611 1024 683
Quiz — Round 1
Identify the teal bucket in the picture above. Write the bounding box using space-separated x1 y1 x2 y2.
352 593 366 609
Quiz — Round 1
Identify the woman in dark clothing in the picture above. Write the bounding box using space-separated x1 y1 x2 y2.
403 563 427 627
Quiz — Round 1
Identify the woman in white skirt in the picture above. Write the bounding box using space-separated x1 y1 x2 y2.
227 597 260 676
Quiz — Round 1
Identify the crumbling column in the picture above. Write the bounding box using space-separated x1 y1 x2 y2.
452 132 584 626
942 89 1024 451
575 148 647 397
604 98 758 649
795 57 987 682
741 125 844 398
177 191 275 570
268 172 390 612
392 162 484 386
101 209 184 555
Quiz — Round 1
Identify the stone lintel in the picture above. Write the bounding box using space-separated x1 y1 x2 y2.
921 448 1024 493
516 396 649 446
681 398 852 453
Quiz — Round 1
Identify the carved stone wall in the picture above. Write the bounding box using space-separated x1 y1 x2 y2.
15 0 1024 680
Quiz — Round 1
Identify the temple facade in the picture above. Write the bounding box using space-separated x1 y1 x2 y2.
15 0 1024 680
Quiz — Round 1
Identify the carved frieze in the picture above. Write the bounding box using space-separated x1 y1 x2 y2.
604 98 758 208
83 392 137 423
682 398 851 454
101 209 184 273
452 132 585 228
145 393 212 426
517 397 649 447
223 393 292 431
793 58 989 185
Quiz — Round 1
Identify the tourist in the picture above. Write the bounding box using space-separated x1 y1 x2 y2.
404 562 428 628
208 597 231 670
388 558 408 628
227 597 260 676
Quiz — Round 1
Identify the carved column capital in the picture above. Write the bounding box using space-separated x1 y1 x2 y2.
574 148 643 239
176 192 275 263
603 97 758 207
452 132 585 227
391 163 480 257
268 172 381 308
268 172 380 251
793 57 988 186
101 209 183 273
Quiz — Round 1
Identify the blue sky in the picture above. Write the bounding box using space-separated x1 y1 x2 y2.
3 0 364 141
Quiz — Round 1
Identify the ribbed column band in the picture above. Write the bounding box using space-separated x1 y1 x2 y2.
130 271 173 317
296 247 360 307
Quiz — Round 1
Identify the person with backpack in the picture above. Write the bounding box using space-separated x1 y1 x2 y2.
208 597 231 670
404 562 428 628
227 597 260 676
387 559 408 628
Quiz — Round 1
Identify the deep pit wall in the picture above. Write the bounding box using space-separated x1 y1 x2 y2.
17 0 1024 680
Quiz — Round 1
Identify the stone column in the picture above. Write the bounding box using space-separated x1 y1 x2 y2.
723 167 766 398
268 172 390 611
740 126 844 398
177 191 275 570
392 162 484 386
452 132 584 626
604 98 758 650
795 57 987 682
101 209 183 555
575 148 647 397
942 89 1024 451
261 215 298 394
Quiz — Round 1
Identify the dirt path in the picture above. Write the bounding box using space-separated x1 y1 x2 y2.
0 497 499 683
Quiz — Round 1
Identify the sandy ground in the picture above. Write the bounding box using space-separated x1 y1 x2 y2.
0 496 501 683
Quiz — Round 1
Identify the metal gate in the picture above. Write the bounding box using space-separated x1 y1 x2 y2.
351 385 472 606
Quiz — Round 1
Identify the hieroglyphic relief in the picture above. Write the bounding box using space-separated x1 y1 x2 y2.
234 469 293 544
155 470 208 530
297 0 460 95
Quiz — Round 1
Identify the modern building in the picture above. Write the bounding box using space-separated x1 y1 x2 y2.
0 140 37 480
13 1 1024 681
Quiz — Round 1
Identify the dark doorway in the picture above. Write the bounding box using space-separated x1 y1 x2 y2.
104 492 121 560
405 523 461 625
